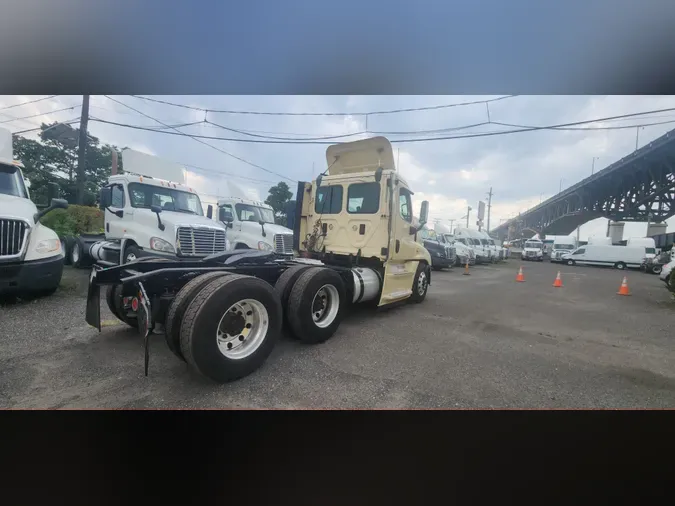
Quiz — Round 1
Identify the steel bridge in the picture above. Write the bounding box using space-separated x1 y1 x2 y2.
491 127 675 241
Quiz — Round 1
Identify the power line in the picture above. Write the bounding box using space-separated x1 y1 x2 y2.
128 94 519 116
0 95 60 112
0 105 79 125
103 95 297 183
89 106 675 145
11 117 82 136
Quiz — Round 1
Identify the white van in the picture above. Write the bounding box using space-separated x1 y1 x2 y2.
626 237 656 262
550 236 578 263
562 244 644 270
455 227 490 264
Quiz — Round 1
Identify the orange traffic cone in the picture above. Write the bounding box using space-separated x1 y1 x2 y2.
516 266 525 282
553 271 563 288
617 276 631 296
463 262 470 276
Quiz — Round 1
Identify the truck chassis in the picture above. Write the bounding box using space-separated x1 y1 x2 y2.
86 249 429 383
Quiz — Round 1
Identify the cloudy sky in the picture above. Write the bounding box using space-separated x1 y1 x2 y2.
2 94 675 240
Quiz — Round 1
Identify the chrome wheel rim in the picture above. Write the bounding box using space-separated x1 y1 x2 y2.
126 252 137 263
417 271 428 296
72 244 80 263
311 284 339 328
216 299 269 359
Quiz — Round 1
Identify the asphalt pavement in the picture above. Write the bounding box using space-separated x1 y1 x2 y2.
1 260 675 408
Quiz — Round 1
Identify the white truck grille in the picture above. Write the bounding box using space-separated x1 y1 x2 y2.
0 219 29 258
274 233 294 254
177 226 227 257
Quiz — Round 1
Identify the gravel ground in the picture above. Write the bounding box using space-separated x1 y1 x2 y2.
1 261 675 409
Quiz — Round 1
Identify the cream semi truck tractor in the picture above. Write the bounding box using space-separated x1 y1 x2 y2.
86 136 431 383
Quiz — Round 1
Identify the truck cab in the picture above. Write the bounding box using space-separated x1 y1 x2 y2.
216 197 294 255
97 150 229 265
521 239 544 261
417 227 454 271
0 128 68 296
294 136 431 307
550 236 578 263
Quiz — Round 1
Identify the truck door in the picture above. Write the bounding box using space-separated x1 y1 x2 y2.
105 183 127 239
378 182 423 306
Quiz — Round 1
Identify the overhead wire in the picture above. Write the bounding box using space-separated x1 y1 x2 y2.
89 106 675 145
103 95 297 183
0 95 60 112
128 94 519 116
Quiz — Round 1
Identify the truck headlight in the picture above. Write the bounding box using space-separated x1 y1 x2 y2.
258 241 273 251
35 238 61 254
150 237 175 253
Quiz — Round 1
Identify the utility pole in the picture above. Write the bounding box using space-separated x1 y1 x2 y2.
76 95 90 205
486 187 493 233
635 126 642 151
559 178 564 193
466 206 472 228
448 218 455 234
591 156 599 175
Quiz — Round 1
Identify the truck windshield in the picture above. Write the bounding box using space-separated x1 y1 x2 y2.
480 239 489 245
0 164 28 198
645 247 656 254
128 183 204 215
525 241 542 249
235 204 275 224
443 234 455 244
554 244 575 250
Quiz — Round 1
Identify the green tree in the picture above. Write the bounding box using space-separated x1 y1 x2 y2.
265 182 293 226
12 122 123 206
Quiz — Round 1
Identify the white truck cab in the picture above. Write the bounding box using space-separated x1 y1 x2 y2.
93 149 229 265
216 196 294 255
455 227 490 263
550 236 578 263
0 128 68 296
521 238 544 261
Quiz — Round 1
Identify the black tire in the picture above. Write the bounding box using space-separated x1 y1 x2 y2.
287 267 346 344
615 262 626 270
652 265 663 275
179 274 282 383
105 285 123 321
123 244 142 264
567 259 575 266
165 272 231 361
60 236 73 266
409 262 429 303
70 238 85 268
273 265 317 330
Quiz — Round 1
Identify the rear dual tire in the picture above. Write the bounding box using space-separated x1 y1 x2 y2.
287 267 346 344
179 274 282 383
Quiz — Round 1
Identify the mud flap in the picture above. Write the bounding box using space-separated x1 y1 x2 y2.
85 267 101 331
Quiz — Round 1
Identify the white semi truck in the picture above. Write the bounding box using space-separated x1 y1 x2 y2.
550 236 578 263
0 127 68 297
521 238 544 261
72 149 230 267
216 196 294 255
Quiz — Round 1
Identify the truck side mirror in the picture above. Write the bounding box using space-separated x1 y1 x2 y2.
419 201 429 227
34 198 68 223
150 204 165 231
99 186 112 210
206 205 213 219
219 206 234 226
